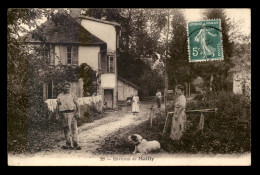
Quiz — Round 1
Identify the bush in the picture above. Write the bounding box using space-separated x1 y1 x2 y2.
183 91 251 153
193 94 204 101
78 103 102 126
158 91 251 154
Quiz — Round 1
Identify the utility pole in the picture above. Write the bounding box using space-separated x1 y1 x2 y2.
164 9 170 113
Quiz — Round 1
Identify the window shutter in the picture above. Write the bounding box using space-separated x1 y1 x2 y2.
110 56 114 73
47 81 53 99
67 46 72 64
43 83 47 100
72 46 78 65
60 46 67 65
107 56 109 72
49 45 55 65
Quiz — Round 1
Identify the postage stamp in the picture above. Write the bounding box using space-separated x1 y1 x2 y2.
187 19 224 62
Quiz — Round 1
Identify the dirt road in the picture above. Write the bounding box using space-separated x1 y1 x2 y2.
9 102 157 160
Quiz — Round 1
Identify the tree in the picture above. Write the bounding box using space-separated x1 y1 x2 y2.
229 34 251 75
168 9 192 89
8 8 46 152
190 9 235 92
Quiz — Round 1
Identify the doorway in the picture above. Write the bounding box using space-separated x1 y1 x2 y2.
104 89 113 109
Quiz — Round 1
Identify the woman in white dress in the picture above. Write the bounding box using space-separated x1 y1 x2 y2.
170 85 187 141
132 95 140 115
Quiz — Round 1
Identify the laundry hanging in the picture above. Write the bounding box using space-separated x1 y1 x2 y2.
44 95 102 112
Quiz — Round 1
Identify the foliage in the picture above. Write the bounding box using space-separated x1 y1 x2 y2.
168 9 192 88
79 63 97 96
189 9 236 92
78 104 97 125
98 92 251 154
117 54 164 97
138 69 164 97
181 91 250 153
229 40 251 76
8 8 43 153
169 91 251 153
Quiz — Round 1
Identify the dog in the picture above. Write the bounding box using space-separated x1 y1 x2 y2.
128 134 160 154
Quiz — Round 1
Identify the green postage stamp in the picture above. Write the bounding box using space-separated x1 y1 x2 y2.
187 19 224 62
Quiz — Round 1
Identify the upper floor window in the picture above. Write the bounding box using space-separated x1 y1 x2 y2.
107 55 114 73
67 46 78 65
42 44 55 65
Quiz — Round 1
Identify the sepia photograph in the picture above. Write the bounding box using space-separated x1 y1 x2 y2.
7 8 251 166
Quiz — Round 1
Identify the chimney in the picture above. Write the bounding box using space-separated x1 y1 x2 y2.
69 8 82 23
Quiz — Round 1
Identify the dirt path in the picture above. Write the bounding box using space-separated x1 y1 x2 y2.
9 102 157 159
79 103 153 154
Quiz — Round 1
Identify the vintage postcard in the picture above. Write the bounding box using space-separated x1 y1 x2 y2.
7 8 251 166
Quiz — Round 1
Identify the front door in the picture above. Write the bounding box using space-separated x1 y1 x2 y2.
104 89 113 109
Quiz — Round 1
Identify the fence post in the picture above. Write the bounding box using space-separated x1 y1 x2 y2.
198 113 205 131
150 105 153 128
163 112 168 133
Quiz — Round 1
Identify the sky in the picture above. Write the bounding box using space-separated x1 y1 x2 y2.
184 8 251 36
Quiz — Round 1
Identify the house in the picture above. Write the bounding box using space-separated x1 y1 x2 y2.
233 71 251 96
192 76 205 94
117 76 140 101
25 12 120 110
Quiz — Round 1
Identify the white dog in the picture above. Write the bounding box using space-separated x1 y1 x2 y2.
128 134 160 154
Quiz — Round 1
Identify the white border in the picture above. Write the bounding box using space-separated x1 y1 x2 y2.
8 153 251 166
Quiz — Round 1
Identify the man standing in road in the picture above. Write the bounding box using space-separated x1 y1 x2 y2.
156 90 162 108
57 82 81 150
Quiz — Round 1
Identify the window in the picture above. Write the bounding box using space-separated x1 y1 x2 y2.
67 47 71 64
107 56 115 73
44 81 55 99
43 81 81 100
42 45 55 65
47 81 54 99
42 46 49 58
67 46 78 65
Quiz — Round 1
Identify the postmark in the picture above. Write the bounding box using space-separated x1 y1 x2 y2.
187 19 224 62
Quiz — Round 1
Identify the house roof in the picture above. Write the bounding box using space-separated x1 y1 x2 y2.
118 76 141 90
192 76 204 86
79 15 121 27
24 14 106 46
